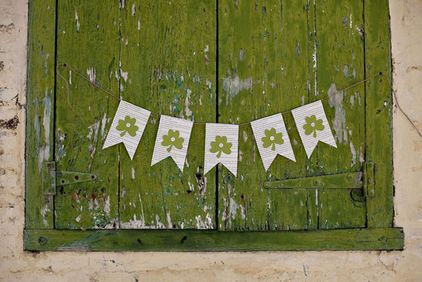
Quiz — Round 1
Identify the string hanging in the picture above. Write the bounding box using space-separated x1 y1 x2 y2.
58 62 383 126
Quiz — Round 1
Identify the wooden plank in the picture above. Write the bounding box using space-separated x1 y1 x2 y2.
264 171 363 189
267 0 316 231
364 0 393 227
54 0 120 229
314 0 366 229
24 228 404 251
118 0 217 229
25 0 56 229
218 0 311 231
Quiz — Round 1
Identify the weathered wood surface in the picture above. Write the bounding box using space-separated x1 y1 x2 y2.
217 0 367 231
364 0 394 228
24 228 404 251
218 0 311 231
54 0 120 229
25 0 56 229
26 0 395 239
314 0 366 229
118 0 217 229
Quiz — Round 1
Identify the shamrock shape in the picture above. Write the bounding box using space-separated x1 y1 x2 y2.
161 129 184 152
210 135 232 158
303 115 325 138
261 128 284 151
116 115 138 137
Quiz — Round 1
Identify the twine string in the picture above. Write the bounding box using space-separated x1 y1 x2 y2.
58 62 383 126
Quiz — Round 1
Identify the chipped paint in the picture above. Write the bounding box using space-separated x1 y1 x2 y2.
120 214 146 229
359 146 365 165
56 128 66 160
350 141 357 166
131 3 136 16
40 204 50 227
86 67 96 84
68 70 72 85
87 119 101 158
195 213 213 229
223 75 252 105
37 94 51 171
100 113 107 141
204 44 209 64
185 89 193 119
104 196 110 215
131 167 135 180
312 27 318 96
74 10 80 32
328 83 348 144
166 212 173 228
242 130 248 142
120 68 128 82
343 65 349 78
155 215 165 228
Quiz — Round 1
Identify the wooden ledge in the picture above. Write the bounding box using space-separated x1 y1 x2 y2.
24 228 404 252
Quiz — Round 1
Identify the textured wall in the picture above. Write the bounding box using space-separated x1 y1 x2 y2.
0 0 421 281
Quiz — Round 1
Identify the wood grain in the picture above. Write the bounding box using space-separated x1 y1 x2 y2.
118 0 217 229
25 0 399 250
54 0 120 229
25 0 56 229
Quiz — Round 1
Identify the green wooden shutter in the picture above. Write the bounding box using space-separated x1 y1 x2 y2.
25 0 403 251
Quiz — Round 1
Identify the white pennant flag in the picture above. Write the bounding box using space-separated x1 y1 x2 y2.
204 123 239 176
151 115 193 171
103 100 150 159
250 113 296 171
291 100 337 158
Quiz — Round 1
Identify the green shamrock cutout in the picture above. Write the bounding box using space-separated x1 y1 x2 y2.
210 135 232 158
303 115 325 138
116 115 138 137
161 129 184 152
261 128 284 151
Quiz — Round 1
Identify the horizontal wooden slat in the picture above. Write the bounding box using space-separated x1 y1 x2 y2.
24 228 403 251
264 172 363 189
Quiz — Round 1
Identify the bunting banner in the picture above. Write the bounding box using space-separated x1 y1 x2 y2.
291 100 337 158
151 115 194 171
204 123 239 176
102 100 151 159
102 99 338 176
250 113 296 171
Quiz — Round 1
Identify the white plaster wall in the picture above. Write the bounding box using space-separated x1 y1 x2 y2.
0 0 421 281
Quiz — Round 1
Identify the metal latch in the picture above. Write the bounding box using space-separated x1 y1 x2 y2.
264 171 363 190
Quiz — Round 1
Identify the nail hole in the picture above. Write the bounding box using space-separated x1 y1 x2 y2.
38 236 48 245
74 175 79 180
91 175 96 180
